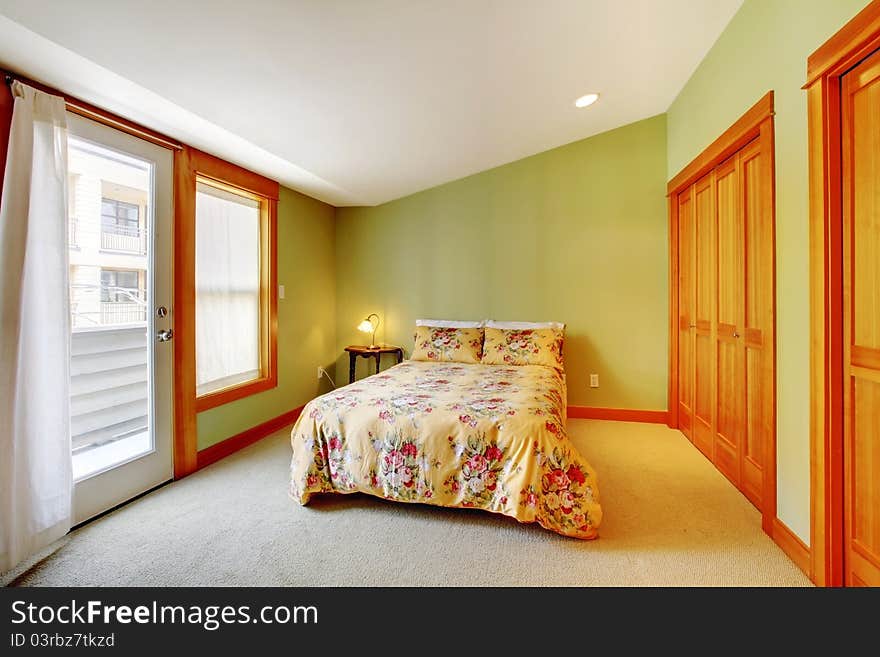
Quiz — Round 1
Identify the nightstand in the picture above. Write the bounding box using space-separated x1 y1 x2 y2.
345 345 404 383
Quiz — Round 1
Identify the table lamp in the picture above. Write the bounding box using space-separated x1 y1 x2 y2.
357 313 380 349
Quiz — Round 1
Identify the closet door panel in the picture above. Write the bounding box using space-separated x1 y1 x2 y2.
743 346 765 504
692 173 715 459
677 188 694 437
741 140 767 505
842 52 880 586
714 156 743 485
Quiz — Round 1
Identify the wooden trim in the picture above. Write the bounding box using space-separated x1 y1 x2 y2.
567 406 668 424
188 147 279 201
667 194 679 429
807 77 832 588
2 68 182 151
196 406 304 470
195 377 278 413
65 105 181 152
772 517 812 579
805 3 880 588
806 0 880 86
666 91 774 196
172 147 198 479
760 110 779 538
268 196 279 392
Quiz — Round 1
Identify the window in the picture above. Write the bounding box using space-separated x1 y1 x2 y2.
194 176 275 404
99 268 145 326
101 197 145 253
100 269 140 303
174 147 278 466
101 198 139 233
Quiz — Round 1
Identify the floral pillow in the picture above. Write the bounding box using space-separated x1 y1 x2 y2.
411 326 484 363
481 327 564 369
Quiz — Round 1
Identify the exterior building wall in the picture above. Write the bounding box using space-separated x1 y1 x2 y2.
68 147 148 329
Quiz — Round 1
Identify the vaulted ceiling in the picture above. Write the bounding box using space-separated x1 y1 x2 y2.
0 1 742 205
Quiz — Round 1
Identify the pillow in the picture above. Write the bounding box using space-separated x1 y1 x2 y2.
485 320 566 330
411 325 484 363
415 318 484 328
481 327 564 368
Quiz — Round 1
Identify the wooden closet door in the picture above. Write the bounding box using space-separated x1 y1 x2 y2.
713 154 744 486
740 137 771 507
670 95 775 526
677 186 695 438
692 173 716 459
841 49 880 587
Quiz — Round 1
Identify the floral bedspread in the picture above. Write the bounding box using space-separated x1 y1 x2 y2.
289 361 602 539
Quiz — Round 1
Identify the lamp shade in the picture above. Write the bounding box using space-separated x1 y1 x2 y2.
357 313 380 348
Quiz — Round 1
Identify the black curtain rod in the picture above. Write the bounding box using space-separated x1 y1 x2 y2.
1 71 183 150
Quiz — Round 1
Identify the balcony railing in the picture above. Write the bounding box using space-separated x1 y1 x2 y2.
100 302 147 325
101 224 146 254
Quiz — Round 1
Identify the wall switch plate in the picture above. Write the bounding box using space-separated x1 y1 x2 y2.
589 373 599 388
279 284 285 299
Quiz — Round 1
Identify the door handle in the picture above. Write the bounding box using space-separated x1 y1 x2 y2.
157 328 174 342
733 331 741 338
689 324 696 328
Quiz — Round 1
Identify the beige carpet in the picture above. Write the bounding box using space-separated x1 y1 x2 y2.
2 420 810 586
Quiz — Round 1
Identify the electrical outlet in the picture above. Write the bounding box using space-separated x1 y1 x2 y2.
589 373 599 388
317 366 323 381
279 284 285 299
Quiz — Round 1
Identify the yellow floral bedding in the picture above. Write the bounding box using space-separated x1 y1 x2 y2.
482 327 564 368
289 361 602 539
411 325 483 363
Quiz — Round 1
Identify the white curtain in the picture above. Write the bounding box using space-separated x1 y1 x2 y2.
0 82 71 573
194 182 261 395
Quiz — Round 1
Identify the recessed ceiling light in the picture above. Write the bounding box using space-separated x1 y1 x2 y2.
574 93 600 108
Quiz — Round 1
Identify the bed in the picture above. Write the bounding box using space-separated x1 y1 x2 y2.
289 358 602 539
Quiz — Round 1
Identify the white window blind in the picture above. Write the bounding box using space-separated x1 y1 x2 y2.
195 181 261 396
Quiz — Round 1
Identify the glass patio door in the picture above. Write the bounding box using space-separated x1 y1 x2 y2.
66 113 174 524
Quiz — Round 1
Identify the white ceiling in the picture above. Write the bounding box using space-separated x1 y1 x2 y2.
0 1 742 206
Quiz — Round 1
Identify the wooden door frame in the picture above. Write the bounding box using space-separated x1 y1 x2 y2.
667 91 777 535
805 0 880 588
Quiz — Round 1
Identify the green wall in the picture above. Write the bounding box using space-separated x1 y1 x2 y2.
335 114 669 410
197 186 337 449
667 0 868 543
